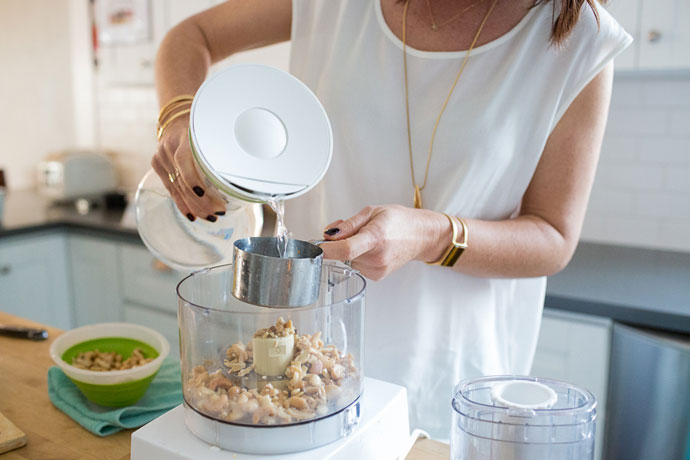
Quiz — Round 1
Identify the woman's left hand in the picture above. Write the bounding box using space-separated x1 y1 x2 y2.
319 205 450 280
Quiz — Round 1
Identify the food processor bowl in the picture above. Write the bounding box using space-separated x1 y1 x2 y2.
451 375 597 460
177 261 365 454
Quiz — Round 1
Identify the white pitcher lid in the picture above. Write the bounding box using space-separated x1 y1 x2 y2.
190 64 333 200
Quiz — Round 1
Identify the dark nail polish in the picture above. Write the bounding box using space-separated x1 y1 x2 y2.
193 186 205 197
324 228 340 236
186 213 195 222
215 211 226 216
206 215 217 222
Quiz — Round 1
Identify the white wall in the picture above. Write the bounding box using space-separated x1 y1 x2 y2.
581 75 690 252
0 0 77 190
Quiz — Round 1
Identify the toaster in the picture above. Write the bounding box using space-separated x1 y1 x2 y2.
37 151 118 201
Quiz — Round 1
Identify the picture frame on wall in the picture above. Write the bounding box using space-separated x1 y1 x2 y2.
95 0 151 46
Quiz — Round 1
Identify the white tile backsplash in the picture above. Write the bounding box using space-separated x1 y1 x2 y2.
641 79 690 108
666 167 690 193
658 219 690 251
581 75 690 253
605 108 670 135
637 137 690 164
636 192 690 219
669 109 690 136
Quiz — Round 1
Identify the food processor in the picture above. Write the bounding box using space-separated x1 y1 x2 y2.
131 258 411 459
130 64 412 459
451 376 597 460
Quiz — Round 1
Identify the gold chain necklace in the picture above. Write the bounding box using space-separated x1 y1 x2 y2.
403 0 499 209
424 0 487 31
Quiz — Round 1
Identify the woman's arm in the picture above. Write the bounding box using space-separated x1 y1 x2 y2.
152 0 292 220
321 63 614 280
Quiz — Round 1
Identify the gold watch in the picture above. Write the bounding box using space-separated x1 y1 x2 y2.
426 213 468 267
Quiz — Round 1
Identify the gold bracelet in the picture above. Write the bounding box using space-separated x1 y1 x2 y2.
426 213 468 267
157 94 194 121
156 101 192 137
157 108 191 141
158 100 192 125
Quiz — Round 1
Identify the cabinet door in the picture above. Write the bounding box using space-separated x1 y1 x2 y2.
638 0 690 70
119 243 186 314
124 303 180 360
69 235 123 326
531 309 612 460
606 0 640 71
0 233 72 329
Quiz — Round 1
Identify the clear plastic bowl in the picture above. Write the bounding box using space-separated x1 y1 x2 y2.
135 169 263 272
177 261 365 454
451 375 597 460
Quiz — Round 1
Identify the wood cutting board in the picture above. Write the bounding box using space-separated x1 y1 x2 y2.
0 410 27 454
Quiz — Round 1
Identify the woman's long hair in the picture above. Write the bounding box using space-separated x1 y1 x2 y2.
535 0 602 45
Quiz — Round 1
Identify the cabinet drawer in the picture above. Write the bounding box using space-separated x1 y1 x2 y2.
119 244 187 314
124 303 180 359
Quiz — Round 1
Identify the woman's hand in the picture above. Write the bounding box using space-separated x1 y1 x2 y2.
319 205 452 280
151 117 226 222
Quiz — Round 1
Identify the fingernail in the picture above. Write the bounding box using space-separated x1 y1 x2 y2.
324 228 340 236
206 215 217 222
186 213 195 222
215 211 225 216
193 186 205 197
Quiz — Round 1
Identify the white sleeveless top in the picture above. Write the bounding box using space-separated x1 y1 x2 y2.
285 0 631 439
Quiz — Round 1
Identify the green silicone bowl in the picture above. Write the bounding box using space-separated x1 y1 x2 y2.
49 323 170 407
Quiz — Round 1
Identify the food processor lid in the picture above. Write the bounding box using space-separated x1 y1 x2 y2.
190 64 333 199
453 375 597 424
490 380 558 410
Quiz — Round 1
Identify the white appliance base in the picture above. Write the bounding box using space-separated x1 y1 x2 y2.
131 377 410 460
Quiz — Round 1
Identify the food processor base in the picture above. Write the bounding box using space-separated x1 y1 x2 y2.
131 377 410 460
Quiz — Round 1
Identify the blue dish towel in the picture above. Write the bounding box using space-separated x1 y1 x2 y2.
47 358 183 436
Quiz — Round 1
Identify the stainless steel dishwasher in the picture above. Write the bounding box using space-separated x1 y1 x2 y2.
604 323 690 459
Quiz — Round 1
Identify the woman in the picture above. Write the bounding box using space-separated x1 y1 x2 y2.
153 0 631 438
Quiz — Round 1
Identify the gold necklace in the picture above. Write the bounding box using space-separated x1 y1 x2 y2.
424 0 487 31
403 0 499 209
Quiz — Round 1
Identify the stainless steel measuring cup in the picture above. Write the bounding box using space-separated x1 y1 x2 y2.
232 237 324 307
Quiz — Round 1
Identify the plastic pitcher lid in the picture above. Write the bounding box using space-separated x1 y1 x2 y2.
453 375 596 424
189 64 333 200
452 376 597 445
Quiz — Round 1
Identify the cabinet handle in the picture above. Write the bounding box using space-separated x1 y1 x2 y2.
0 265 10 276
647 30 662 43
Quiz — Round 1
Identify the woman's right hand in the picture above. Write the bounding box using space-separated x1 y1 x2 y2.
151 116 227 222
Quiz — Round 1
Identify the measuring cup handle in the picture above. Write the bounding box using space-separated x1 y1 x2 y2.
310 240 352 268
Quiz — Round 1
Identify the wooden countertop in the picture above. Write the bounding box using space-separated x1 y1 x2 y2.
0 312 449 459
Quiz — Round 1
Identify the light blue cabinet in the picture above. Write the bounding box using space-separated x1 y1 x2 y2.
119 243 186 315
118 242 185 358
0 232 72 329
124 302 180 360
68 235 123 326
